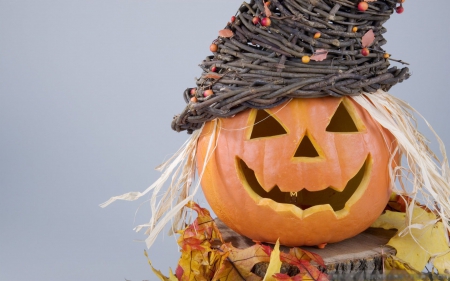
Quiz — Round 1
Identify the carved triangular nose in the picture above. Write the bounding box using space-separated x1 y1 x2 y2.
294 134 320 158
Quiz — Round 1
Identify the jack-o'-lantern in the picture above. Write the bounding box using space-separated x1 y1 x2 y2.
197 97 397 246
101 0 450 274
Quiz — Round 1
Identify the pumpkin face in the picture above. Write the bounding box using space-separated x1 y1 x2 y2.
197 97 397 246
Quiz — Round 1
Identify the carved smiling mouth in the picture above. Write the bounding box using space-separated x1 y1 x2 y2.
237 155 371 212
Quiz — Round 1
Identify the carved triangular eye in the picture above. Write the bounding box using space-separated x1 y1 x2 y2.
326 102 359 133
294 135 320 158
250 110 287 139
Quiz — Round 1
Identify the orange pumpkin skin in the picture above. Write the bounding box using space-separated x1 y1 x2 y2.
197 97 397 246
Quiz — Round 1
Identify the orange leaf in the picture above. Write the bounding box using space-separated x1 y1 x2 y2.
203 73 222 80
213 243 270 280
219 29 234 38
362 29 375 48
179 237 205 251
289 247 325 268
310 49 328 61
279 248 328 281
264 2 272 17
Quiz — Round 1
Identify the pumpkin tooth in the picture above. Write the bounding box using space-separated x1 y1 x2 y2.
237 155 369 212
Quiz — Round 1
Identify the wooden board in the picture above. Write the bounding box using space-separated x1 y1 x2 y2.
216 218 397 278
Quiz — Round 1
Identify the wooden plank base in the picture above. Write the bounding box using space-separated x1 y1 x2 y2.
216 219 398 278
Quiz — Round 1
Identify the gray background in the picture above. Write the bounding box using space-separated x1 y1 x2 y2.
1 1 449 280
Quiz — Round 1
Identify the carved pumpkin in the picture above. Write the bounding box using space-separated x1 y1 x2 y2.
197 97 397 246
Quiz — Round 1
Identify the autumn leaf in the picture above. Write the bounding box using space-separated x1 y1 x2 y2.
214 243 270 280
385 192 431 214
310 49 328 62
175 265 184 279
145 251 178 281
278 248 327 281
385 192 408 212
178 237 205 251
260 242 327 280
260 242 273 257
174 201 226 281
384 255 420 275
288 247 326 268
150 202 327 281
263 239 282 281
264 2 272 17
389 220 449 271
149 265 178 281
370 210 405 230
273 273 301 281
361 29 375 48
219 29 234 38
371 205 450 271
434 252 450 275
203 73 222 80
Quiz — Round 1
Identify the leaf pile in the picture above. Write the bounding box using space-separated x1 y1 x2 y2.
148 201 328 281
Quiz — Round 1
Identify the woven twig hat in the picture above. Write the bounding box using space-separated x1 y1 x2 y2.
172 0 410 133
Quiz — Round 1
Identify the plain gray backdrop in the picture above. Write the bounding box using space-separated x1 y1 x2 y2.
1 1 449 280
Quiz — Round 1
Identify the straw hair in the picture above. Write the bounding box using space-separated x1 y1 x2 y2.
100 123 220 248
352 91 450 241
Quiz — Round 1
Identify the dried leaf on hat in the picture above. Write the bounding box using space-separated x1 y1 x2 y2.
264 1 272 17
362 30 375 48
219 29 234 38
310 49 328 61
203 73 222 80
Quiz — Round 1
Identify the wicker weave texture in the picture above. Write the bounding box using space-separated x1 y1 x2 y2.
172 0 410 133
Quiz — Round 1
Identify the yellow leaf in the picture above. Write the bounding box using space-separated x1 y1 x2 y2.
434 251 450 275
384 255 420 275
145 250 178 281
168 268 178 281
263 239 282 281
147 259 173 281
371 210 405 230
371 206 450 271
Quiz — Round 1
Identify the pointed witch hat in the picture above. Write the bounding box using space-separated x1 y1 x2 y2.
172 0 410 133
